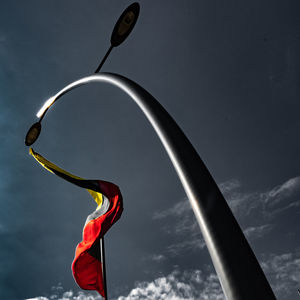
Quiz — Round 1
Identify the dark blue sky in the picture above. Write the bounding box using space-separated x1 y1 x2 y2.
1 1 300 299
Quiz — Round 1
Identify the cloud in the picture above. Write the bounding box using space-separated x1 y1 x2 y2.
226 176 300 218
153 199 191 220
152 177 300 257
25 282 102 300
218 179 241 194
118 250 300 300
264 177 300 206
116 269 224 300
153 197 205 256
28 177 299 300
150 254 166 262
26 297 49 300
243 224 273 240
25 289 101 300
25 270 224 300
261 249 300 299
261 177 300 216
25 249 300 300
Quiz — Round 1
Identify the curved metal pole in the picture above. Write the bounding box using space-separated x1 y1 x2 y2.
37 73 275 300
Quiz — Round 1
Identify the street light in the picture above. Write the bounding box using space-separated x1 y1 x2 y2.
25 2 276 299
95 2 140 73
26 4 140 299
25 72 276 300
25 1 140 148
25 121 41 146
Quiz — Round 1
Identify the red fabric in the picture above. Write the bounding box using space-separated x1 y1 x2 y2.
72 180 123 297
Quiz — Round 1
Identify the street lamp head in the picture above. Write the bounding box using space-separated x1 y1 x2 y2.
110 2 140 47
25 122 42 146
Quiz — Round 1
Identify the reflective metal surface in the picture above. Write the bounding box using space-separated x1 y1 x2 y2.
34 73 276 300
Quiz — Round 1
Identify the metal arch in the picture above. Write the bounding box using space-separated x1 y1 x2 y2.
37 72 276 300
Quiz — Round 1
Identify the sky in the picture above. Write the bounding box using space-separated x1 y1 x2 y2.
1 0 300 299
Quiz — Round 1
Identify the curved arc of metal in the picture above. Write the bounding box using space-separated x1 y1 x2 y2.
37 72 275 300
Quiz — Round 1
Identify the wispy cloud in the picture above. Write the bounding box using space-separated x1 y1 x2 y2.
261 177 300 216
264 177 300 206
153 199 191 220
226 176 300 218
243 224 273 240
151 175 300 220
262 249 300 299
27 177 300 300
218 179 241 194
153 197 204 256
150 254 166 262
117 249 300 300
26 248 300 300
27 249 300 300
152 177 300 257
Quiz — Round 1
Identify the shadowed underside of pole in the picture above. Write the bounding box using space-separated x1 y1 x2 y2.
37 73 276 300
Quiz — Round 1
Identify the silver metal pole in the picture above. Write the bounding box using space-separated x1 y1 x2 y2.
36 73 276 299
100 238 108 300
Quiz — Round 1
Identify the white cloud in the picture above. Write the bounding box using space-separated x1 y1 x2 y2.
28 177 300 300
24 270 224 300
116 269 224 300
151 254 166 262
218 179 241 194
26 297 49 300
153 199 191 220
117 250 300 300
226 190 259 218
243 224 273 240
153 198 205 256
25 288 101 300
226 176 300 218
25 248 300 300
152 177 300 257
264 177 300 206
261 249 300 298
262 177 300 216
